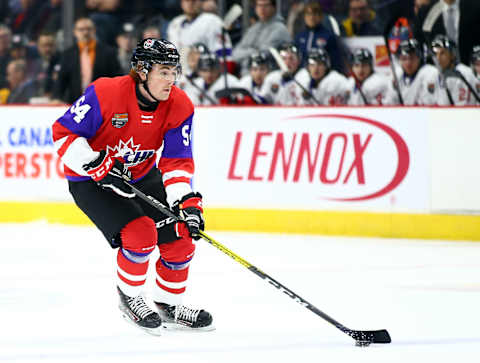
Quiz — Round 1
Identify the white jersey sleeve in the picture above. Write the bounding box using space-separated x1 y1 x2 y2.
439 63 479 105
348 73 389 105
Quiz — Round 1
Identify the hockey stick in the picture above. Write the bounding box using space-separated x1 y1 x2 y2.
126 181 391 346
443 68 480 103
383 34 404 105
220 5 243 91
269 47 322 106
185 75 218 104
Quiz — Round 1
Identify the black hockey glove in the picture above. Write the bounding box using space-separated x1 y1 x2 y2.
83 150 135 198
173 192 205 240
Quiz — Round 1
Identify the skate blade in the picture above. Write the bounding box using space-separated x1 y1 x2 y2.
161 321 216 333
120 311 163 336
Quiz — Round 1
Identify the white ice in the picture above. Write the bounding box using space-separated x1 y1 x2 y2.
1 222 480 363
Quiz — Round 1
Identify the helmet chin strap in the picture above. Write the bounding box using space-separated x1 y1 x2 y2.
135 73 159 111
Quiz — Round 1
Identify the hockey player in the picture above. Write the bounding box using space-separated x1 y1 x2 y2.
183 53 241 105
295 48 349 105
470 45 480 80
51 38 213 335
386 39 439 105
167 0 233 75
238 51 270 104
259 42 302 105
431 35 479 106
176 42 210 91
347 48 390 105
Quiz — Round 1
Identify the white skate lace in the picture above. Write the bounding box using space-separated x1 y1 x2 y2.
174 305 201 323
128 295 154 319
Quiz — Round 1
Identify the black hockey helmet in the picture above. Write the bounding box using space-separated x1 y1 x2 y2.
197 53 220 71
471 45 480 63
351 48 373 66
191 42 210 55
431 35 457 54
396 38 423 59
131 38 180 74
278 42 300 57
307 48 331 68
247 51 270 68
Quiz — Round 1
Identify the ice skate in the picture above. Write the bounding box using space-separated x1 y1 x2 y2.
155 302 215 332
118 287 163 336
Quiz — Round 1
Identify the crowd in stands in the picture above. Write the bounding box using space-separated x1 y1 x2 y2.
0 0 479 106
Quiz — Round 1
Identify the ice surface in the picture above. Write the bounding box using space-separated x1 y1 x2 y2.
1 222 480 362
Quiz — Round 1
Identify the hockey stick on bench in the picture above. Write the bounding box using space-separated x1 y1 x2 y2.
126 181 391 346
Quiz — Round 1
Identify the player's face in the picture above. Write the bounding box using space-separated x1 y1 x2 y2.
399 53 420 76
250 64 269 85
199 67 220 86
187 49 201 72
308 61 327 81
281 51 300 73
434 48 454 70
181 0 202 17
352 62 372 82
144 64 179 101
255 0 275 21
473 60 480 76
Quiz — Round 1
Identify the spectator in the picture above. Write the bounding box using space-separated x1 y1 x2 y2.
341 0 381 37
167 0 233 75
9 33 41 79
347 48 389 105
259 42 302 105
295 47 349 105
6 59 38 103
386 39 439 105
85 0 124 44
294 1 342 72
142 25 161 40
471 45 480 79
232 0 291 75
183 53 241 105
52 17 122 104
8 0 45 38
34 31 60 97
25 0 62 41
0 23 12 88
238 51 271 103
202 0 218 14
431 35 479 105
116 23 137 74
415 0 480 66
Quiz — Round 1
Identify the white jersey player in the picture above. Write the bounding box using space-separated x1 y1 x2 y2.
259 43 302 105
238 51 271 104
432 35 480 106
167 0 233 75
470 45 480 85
347 48 390 106
183 53 241 105
386 39 439 105
295 48 349 105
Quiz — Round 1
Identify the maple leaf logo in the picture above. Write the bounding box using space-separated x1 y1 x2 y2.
106 137 140 159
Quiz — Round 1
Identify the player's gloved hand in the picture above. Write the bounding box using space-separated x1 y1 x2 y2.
173 192 204 240
82 150 135 198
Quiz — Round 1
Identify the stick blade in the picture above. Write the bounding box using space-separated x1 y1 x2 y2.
349 329 391 344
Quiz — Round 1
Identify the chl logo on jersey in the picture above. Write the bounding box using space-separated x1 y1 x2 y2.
106 137 155 167
112 113 128 128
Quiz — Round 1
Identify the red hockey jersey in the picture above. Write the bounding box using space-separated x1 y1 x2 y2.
52 75 195 205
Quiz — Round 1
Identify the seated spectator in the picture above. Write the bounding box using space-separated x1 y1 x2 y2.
116 23 137 74
232 0 291 75
295 48 349 105
183 53 241 105
347 48 389 105
259 42 302 105
52 17 122 104
142 25 162 40
86 0 123 44
0 23 12 88
34 31 61 98
294 1 342 72
431 35 479 105
26 0 62 41
6 59 38 103
386 39 439 105
9 33 41 79
167 0 233 76
341 0 381 37
239 51 271 104
471 45 480 80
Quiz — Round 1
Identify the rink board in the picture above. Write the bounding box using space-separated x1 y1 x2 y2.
0 105 479 240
